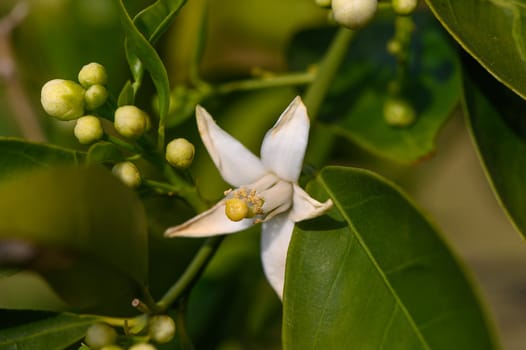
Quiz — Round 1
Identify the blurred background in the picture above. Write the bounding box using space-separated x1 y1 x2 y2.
0 0 525 349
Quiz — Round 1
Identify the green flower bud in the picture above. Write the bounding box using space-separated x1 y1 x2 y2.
74 115 103 144
129 344 157 350
84 323 118 349
112 161 141 188
149 315 176 344
165 138 195 169
41 79 85 120
114 105 149 139
332 0 378 30
85 84 109 110
78 62 108 88
392 0 418 15
100 346 124 350
383 97 416 127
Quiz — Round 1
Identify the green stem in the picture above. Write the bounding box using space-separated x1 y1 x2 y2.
162 163 208 212
157 236 224 311
303 28 355 119
214 71 315 95
107 135 142 154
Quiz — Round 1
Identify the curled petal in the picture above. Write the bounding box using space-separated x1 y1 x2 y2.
289 184 333 222
196 106 267 187
261 214 295 299
260 96 310 182
164 199 254 237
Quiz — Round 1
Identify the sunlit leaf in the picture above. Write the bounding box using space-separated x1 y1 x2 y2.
0 138 83 181
0 166 148 316
289 12 460 163
462 53 526 238
426 0 526 99
283 166 498 349
0 313 96 350
134 0 187 44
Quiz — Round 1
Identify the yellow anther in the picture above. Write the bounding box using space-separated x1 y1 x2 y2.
225 198 249 222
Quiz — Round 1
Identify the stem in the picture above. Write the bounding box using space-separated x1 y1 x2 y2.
303 28 355 119
107 135 142 154
157 236 224 311
215 71 315 95
162 163 208 212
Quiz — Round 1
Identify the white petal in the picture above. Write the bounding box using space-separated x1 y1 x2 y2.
260 96 310 182
164 199 254 237
196 106 267 187
261 214 295 299
289 184 333 222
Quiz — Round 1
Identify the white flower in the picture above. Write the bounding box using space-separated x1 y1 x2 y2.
164 96 333 299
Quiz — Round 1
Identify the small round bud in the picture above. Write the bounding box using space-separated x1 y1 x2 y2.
74 115 103 144
332 0 378 30
41 79 85 120
315 0 332 8
225 198 249 222
387 40 402 55
101 346 124 350
78 62 108 88
149 315 176 344
84 323 118 349
114 105 149 139
165 138 195 169
392 0 418 15
383 97 416 127
129 344 157 350
85 84 109 110
112 161 141 188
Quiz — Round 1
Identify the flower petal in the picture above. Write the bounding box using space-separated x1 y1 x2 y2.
196 106 267 187
289 184 333 222
261 213 295 299
165 199 254 237
260 96 310 182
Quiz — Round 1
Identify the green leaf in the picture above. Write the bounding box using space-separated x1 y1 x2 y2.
0 138 83 182
134 0 187 44
426 0 526 100
0 166 148 316
0 313 96 350
462 53 526 238
86 142 125 164
283 166 498 349
290 13 460 163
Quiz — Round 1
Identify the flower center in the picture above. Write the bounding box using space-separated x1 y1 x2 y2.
224 188 264 222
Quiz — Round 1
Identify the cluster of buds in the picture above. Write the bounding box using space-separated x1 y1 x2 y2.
316 0 418 30
41 62 109 144
83 315 175 349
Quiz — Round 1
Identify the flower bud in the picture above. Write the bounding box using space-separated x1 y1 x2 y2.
165 138 195 169
74 115 103 144
383 97 416 127
101 346 124 350
114 105 149 139
332 0 378 30
78 62 108 88
84 323 118 349
129 344 157 350
149 315 176 344
41 79 85 120
112 161 141 188
315 0 332 8
85 84 109 110
392 0 418 15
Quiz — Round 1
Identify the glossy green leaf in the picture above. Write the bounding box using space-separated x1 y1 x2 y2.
117 0 170 139
134 0 187 44
0 166 148 316
0 313 96 350
462 53 526 238
86 142 125 164
0 138 83 181
283 166 498 349
426 0 526 100
289 13 459 163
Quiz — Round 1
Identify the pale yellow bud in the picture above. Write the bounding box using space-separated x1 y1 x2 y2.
85 84 109 110
112 161 141 188
41 79 85 120
383 97 416 126
165 138 195 169
129 344 157 350
392 0 418 15
84 323 117 349
149 315 176 344
114 105 149 139
332 0 378 30
74 115 103 144
78 62 108 87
